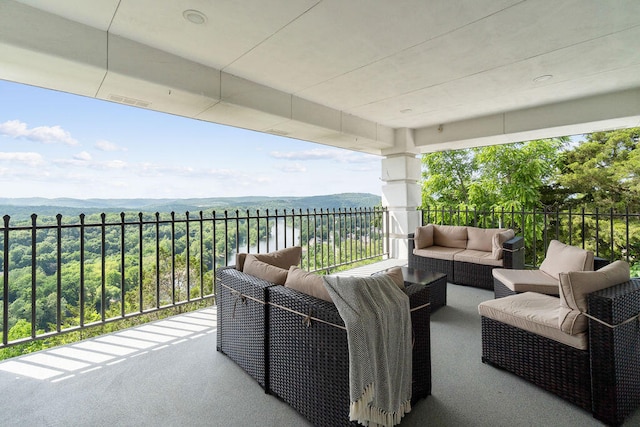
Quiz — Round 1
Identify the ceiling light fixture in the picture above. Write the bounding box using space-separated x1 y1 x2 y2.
183 9 207 25
533 74 553 83
400 108 412 114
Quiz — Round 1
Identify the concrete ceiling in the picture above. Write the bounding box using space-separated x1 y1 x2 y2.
1 0 639 155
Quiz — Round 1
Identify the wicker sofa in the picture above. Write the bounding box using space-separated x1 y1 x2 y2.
216 264 431 427
479 261 640 426
408 224 524 290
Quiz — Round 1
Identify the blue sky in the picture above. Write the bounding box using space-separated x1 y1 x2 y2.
0 79 381 200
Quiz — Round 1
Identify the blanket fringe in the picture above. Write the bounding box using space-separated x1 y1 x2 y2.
349 383 412 427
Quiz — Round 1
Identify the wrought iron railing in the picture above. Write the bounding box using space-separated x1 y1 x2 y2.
0 207 388 349
420 206 640 269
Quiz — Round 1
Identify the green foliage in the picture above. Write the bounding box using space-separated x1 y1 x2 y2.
421 138 565 211
558 128 640 210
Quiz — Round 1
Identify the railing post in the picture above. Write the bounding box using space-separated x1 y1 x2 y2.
138 212 144 312
626 205 630 263
80 213 86 327
568 207 573 246
100 213 107 321
3 215 10 345
31 214 37 339
170 211 176 305
595 207 600 257
120 212 126 317
609 207 614 262
155 212 160 309
199 211 204 299
186 211 191 302
57 214 63 331
223 211 229 266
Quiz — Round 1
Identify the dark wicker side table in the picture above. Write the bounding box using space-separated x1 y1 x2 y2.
401 266 447 312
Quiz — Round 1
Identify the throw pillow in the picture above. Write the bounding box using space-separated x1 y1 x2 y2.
433 225 468 249
558 260 630 335
235 253 247 271
243 254 289 285
383 266 405 290
252 246 302 270
414 225 433 249
539 240 594 280
285 266 333 302
491 229 515 259
467 227 500 252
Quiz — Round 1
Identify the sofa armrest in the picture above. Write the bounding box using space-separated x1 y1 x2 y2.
408 233 417 268
408 233 416 251
502 236 525 269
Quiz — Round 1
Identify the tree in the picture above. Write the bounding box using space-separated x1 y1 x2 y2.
421 138 565 211
558 128 640 210
421 149 475 207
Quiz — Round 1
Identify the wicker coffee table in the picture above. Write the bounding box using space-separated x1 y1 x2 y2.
401 266 447 312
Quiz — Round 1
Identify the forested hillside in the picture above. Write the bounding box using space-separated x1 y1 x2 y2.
0 193 381 221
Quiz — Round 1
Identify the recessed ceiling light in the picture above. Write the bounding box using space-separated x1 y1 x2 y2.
533 74 553 83
183 9 207 25
400 108 413 114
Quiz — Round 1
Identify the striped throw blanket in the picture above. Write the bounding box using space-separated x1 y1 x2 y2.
323 275 412 427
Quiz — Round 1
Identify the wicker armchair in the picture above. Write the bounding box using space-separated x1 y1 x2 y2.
480 276 640 426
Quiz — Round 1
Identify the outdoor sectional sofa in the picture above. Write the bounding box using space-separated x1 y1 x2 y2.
408 224 524 289
215 248 431 427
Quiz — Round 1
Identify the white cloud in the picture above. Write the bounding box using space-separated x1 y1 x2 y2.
270 148 340 161
0 151 45 167
269 148 378 164
280 163 307 173
105 160 127 169
95 140 126 152
73 151 92 161
0 120 78 145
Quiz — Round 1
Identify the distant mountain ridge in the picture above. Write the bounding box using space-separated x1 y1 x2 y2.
0 193 382 219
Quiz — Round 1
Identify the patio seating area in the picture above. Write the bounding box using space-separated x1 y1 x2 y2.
1 259 638 426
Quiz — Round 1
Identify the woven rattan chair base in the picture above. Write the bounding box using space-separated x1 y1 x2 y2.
481 317 592 411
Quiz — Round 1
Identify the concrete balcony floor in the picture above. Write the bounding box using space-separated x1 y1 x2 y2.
1 259 638 426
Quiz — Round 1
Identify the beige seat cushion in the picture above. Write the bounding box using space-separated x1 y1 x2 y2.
414 224 434 249
243 255 289 285
479 292 587 350
414 246 464 261
492 268 560 295
454 250 503 267
539 240 594 280
558 260 631 335
433 225 468 249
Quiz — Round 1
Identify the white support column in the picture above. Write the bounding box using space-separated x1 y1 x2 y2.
381 128 422 260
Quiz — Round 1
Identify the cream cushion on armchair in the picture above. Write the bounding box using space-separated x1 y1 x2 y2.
558 260 631 335
539 240 594 280
492 240 595 296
